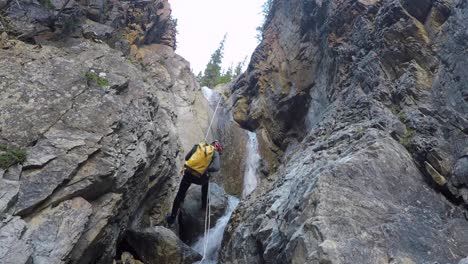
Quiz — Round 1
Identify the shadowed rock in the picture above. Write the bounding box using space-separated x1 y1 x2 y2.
125 227 202 264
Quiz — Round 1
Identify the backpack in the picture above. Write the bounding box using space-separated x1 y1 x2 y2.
184 142 215 176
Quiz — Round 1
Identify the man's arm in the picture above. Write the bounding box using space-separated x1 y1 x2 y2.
207 152 220 172
185 145 198 161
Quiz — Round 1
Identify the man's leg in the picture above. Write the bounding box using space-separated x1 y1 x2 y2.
201 176 209 210
168 172 192 223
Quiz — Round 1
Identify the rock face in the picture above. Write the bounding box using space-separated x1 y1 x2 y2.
132 44 208 155
2 0 176 50
0 2 251 262
0 0 201 258
222 0 468 263
0 216 33 263
0 39 182 263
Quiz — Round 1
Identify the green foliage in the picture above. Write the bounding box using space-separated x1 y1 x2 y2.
399 128 414 148
0 145 27 170
217 74 232 86
256 0 274 42
198 37 247 87
85 72 109 87
39 0 55 9
196 71 203 82
199 35 226 88
234 57 247 77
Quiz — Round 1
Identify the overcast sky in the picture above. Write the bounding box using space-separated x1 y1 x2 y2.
170 0 265 74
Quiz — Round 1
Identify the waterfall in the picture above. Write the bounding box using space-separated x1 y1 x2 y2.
192 196 239 264
192 88 261 263
201 86 221 107
242 131 260 198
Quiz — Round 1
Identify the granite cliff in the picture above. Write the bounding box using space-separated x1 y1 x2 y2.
221 0 468 263
1 0 467 263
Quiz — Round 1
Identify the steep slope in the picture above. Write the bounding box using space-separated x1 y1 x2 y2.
0 38 180 264
0 0 199 263
222 0 468 263
0 1 253 262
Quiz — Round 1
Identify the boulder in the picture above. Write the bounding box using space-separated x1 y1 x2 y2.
125 227 202 264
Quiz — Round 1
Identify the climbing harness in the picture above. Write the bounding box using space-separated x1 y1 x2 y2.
200 94 222 262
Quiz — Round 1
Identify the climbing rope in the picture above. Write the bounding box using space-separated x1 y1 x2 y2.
201 183 211 262
201 93 222 262
204 94 223 142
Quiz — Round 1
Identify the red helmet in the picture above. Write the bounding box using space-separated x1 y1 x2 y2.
212 140 223 153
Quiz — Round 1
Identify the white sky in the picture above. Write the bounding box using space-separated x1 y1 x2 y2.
170 0 265 74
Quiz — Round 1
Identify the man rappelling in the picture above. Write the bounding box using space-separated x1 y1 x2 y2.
166 140 223 226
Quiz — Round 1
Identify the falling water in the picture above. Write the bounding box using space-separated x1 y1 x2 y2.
192 196 239 264
201 86 221 107
242 131 260 198
192 88 261 263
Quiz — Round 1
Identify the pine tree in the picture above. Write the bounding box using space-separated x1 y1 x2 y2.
234 56 248 78
217 65 233 84
196 71 203 82
256 0 274 42
200 35 226 88
198 35 247 87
